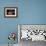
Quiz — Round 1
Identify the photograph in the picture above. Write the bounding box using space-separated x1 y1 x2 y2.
4 7 18 18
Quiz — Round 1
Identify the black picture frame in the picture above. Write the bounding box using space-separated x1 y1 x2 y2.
4 7 18 18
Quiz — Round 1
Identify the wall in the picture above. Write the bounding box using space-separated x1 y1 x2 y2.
0 0 18 44
0 0 46 44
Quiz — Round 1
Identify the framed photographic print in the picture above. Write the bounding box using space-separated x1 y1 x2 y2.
4 7 18 18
